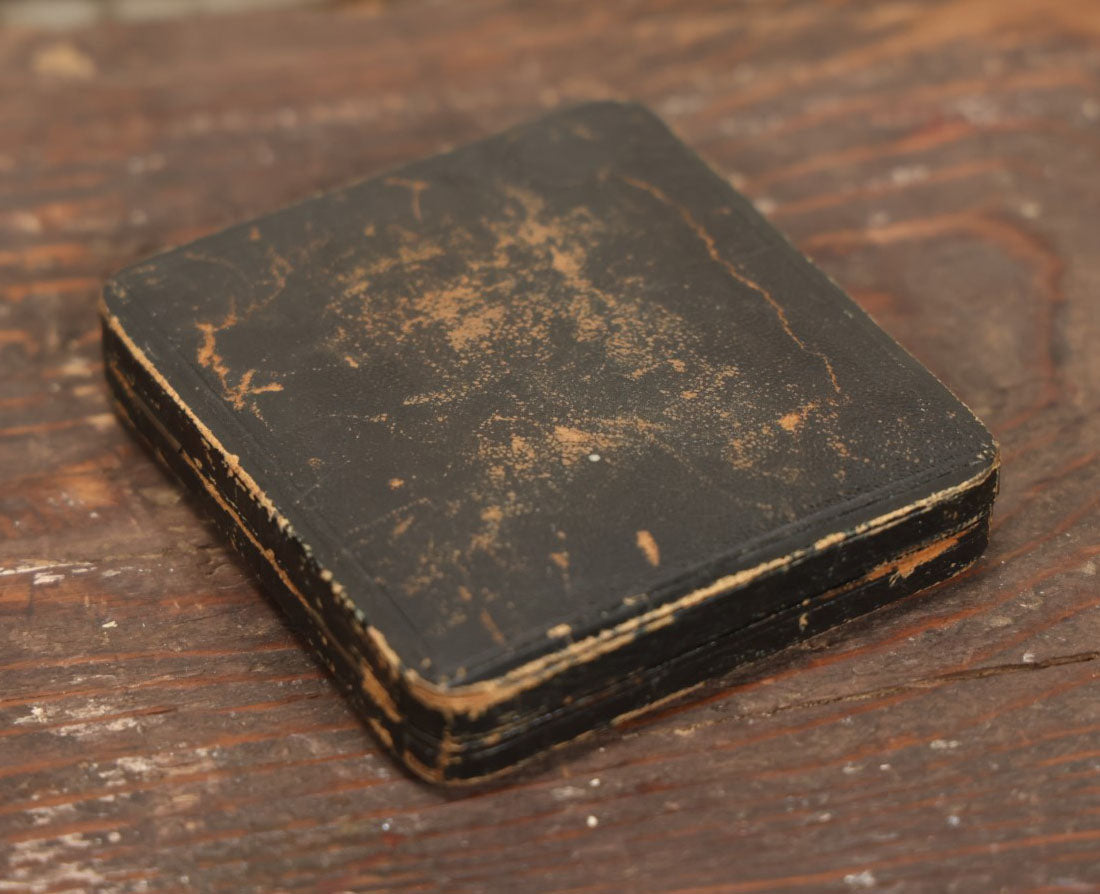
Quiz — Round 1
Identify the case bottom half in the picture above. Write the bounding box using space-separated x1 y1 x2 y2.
104 349 991 784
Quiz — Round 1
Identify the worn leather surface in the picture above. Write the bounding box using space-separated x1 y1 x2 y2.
103 101 997 688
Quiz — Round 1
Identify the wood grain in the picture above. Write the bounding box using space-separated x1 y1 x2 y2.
1 0 1098 890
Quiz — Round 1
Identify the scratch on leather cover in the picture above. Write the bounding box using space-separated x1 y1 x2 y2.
100 101 999 782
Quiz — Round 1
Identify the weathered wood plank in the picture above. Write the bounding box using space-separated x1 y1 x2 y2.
1 1 1098 891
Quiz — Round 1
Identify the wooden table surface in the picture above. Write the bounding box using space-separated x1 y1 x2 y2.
2 1 1099 891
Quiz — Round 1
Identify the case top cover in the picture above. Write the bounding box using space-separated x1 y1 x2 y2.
103 102 996 693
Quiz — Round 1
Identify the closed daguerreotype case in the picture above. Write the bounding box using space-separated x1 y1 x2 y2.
101 101 999 782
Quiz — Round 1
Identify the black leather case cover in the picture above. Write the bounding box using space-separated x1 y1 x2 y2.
101 101 999 782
